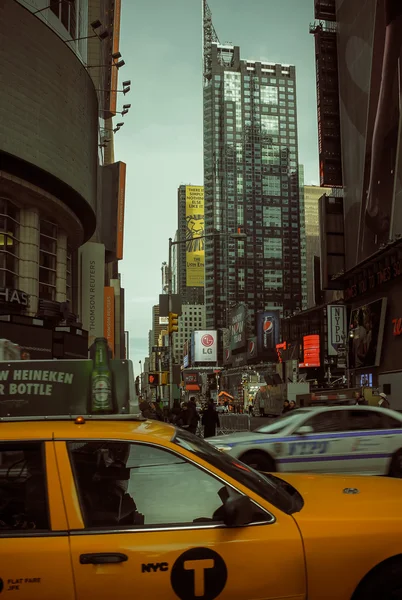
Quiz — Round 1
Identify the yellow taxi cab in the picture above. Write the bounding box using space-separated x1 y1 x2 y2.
2 415 402 600
1 345 402 600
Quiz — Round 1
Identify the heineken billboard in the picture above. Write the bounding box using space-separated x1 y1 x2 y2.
0 338 135 417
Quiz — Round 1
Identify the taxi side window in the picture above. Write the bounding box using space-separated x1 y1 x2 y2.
305 411 345 433
0 443 49 532
68 441 264 529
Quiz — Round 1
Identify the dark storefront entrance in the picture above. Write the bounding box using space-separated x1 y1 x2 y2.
343 242 402 407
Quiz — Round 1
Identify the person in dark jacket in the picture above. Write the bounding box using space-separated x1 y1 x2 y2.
354 391 368 405
187 399 200 435
202 401 220 438
139 401 156 419
282 400 291 414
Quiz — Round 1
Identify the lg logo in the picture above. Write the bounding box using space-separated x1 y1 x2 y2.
201 334 214 347
171 548 227 600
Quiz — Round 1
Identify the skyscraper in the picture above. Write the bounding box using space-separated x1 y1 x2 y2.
203 2 303 334
177 185 205 305
303 184 328 308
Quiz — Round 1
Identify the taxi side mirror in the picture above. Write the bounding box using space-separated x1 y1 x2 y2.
223 492 256 527
296 425 313 436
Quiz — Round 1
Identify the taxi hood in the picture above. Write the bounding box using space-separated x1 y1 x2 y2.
276 472 402 521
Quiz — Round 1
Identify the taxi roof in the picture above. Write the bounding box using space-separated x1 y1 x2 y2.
0 417 176 442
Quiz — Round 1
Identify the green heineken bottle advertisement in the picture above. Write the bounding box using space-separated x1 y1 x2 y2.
90 337 114 414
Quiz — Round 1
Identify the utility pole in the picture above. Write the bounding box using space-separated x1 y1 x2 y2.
168 238 174 408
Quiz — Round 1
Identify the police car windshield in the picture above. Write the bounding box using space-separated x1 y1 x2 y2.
255 409 313 435
173 429 303 514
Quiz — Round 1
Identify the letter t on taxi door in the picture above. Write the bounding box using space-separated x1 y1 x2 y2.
184 559 214 596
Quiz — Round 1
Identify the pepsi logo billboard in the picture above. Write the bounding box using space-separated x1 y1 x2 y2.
193 330 217 363
257 311 280 355
247 337 257 360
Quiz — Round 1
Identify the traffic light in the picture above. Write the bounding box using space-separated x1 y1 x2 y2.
168 312 179 334
148 373 159 387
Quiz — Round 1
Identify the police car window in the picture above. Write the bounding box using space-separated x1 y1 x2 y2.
304 411 345 433
68 441 266 529
383 415 402 429
345 410 385 431
255 409 313 434
0 443 49 532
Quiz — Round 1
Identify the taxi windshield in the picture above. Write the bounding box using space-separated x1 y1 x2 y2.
254 409 313 435
173 429 303 514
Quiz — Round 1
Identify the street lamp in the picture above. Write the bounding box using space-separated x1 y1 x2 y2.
167 231 247 407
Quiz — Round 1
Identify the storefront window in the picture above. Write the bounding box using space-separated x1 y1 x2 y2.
0 198 20 289
39 220 57 301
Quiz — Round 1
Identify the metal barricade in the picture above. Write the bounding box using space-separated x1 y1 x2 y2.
216 413 251 435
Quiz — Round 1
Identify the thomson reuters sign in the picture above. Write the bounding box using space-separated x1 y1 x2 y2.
193 330 217 363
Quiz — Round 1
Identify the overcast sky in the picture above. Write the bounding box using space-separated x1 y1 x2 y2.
115 0 319 375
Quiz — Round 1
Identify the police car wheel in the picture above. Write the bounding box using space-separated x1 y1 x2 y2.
240 451 275 473
353 558 402 599
389 449 402 478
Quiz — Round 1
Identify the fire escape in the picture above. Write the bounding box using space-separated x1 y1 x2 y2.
310 0 343 188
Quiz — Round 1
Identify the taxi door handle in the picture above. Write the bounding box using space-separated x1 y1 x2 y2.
80 553 128 565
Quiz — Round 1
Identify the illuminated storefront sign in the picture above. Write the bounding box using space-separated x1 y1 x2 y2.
299 335 320 368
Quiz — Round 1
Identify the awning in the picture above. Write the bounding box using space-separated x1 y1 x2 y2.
218 391 235 400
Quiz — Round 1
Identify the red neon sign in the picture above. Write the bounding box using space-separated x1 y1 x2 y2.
299 335 320 368
393 318 402 336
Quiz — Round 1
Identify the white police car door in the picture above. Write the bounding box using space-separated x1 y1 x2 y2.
283 410 349 473
342 409 398 475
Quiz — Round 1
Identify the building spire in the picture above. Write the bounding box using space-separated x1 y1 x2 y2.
202 0 220 86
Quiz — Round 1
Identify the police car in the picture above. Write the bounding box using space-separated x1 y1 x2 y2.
207 405 402 476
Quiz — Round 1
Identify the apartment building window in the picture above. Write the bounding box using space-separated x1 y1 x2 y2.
261 86 278 105
0 198 20 289
39 220 57 301
50 0 77 38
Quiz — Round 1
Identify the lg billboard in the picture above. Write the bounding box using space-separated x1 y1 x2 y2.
193 331 217 363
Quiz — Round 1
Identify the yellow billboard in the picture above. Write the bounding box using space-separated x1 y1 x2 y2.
185 186 204 287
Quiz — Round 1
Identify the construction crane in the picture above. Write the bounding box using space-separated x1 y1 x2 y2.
202 0 220 85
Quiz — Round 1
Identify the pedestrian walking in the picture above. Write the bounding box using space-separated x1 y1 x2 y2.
187 397 200 435
355 390 368 405
202 401 220 438
378 392 390 409
139 401 156 420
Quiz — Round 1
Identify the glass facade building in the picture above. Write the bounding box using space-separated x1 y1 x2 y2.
203 43 303 332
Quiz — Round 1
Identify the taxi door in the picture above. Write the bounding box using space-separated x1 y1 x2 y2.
0 440 75 599
54 440 306 600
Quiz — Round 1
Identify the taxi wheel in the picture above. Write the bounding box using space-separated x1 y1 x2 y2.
353 558 402 600
240 451 276 473
388 449 402 478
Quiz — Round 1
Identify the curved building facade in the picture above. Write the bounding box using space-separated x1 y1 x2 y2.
0 0 127 359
